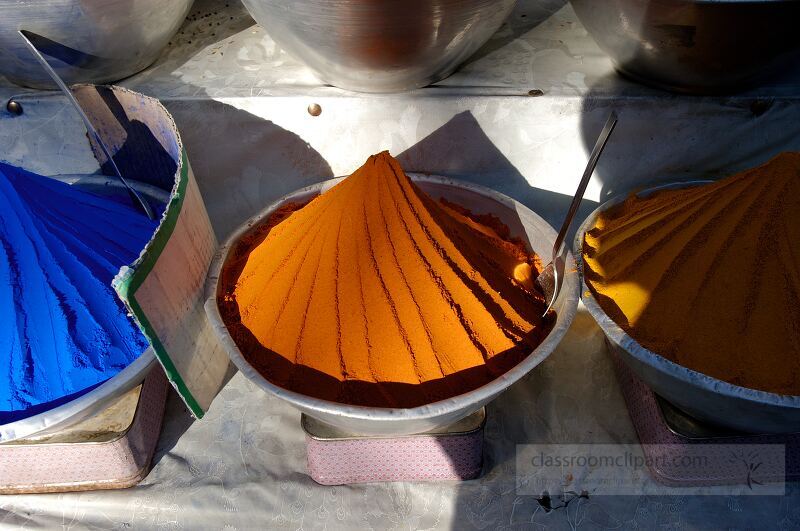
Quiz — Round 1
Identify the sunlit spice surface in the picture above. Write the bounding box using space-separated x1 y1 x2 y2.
583 152 800 396
0 162 157 423
219 152 553 407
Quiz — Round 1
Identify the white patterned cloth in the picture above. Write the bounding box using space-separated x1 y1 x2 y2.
3 314 799 529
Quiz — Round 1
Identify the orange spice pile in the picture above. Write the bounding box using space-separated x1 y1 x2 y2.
220 151 552 407
583 152 800 395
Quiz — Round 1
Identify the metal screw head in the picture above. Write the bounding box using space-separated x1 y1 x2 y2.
307 103 322 117
6 99 23 115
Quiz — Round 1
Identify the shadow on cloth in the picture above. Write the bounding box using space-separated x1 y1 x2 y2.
150 363 237 469
578 73 800 205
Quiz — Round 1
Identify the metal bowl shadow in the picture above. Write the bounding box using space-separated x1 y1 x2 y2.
0 175 169 443
206 174 579 436
0 0 194 89
570 0 800 94
240 0 517 93
575 181 800 434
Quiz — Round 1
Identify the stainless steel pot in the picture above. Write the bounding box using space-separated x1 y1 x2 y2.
575 181 800 434
239 0 517 92
206 174 580 436
570 0 800 94
0 0 194 89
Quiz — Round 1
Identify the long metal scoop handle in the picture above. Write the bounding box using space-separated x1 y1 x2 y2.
541 111 618 316
18 30 156 220
551 111 618 260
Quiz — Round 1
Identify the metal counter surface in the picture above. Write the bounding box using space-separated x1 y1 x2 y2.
2 0 800 528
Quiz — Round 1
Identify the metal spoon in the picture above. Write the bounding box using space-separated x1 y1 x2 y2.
537 111 618 316
18 30 155 220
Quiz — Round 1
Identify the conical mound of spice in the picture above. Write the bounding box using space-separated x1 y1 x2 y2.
0 162 158 423
221 151 552 407
583 152 800 395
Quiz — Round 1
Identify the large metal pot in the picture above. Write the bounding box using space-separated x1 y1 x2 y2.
570 0 800 94
575 182 800 434
0 0 194 89
240 0 517 92
206 174 579 436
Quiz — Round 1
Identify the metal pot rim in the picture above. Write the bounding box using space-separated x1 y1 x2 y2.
205 173 580 423
574 180 800 410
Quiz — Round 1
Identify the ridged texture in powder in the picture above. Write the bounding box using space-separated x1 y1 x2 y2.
221 151 552 407
0 162 158 423
583 152 800 395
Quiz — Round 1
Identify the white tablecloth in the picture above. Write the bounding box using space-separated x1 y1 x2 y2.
2 0 800 528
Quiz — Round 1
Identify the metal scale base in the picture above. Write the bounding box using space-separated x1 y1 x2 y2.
0 370 168 494
611 351 800 486
302 408 486 485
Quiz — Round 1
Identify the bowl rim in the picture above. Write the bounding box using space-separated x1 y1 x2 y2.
205 173 580 423
574 179 800 410
0 349 156 443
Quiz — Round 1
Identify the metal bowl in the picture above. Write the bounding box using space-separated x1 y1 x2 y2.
206 174 579 435
239 0 517 93
575 181 800 434
0 0 194 89
0 175 169 443
570 0 800 94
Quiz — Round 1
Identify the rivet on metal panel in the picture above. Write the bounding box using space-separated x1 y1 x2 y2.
6 99 23 115
307 103 322 117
